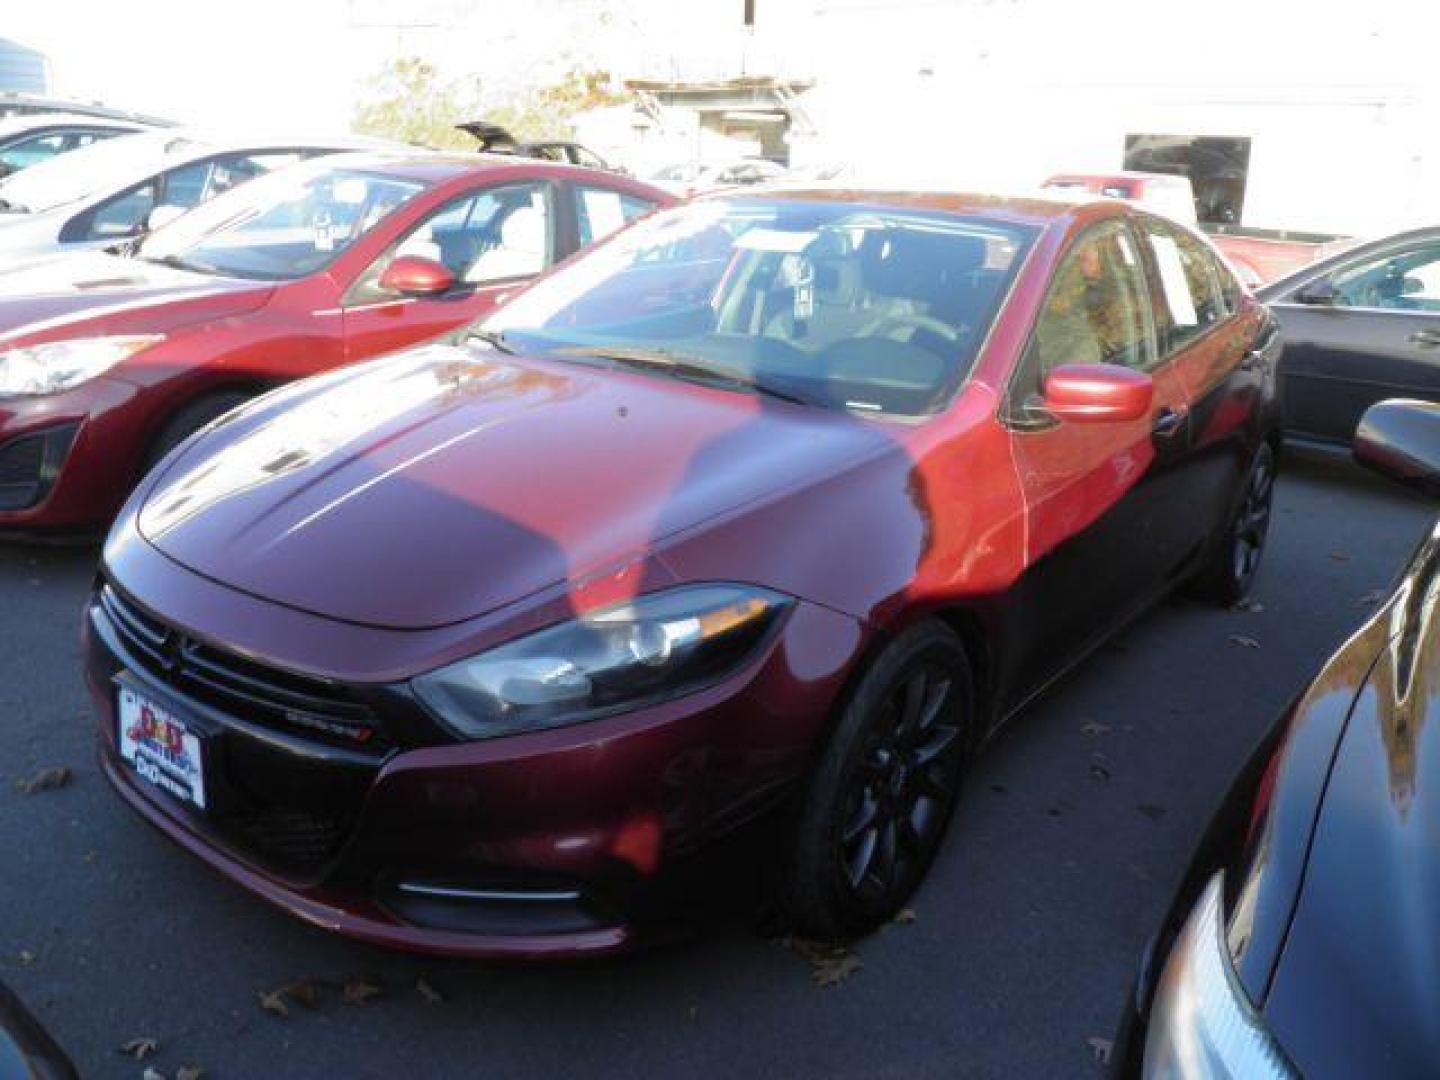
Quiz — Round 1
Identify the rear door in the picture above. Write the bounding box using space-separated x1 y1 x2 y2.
1272 237 1440 443
1005 218 1193 694
341 178 559 361
1134 214 1265 545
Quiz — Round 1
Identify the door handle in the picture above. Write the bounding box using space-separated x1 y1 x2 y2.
1152 407 1186 438
1408 329 1440 348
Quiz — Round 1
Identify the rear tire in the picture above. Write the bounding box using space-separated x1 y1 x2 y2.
1190 441 1276 606
142 391 252 473
781 621 974 940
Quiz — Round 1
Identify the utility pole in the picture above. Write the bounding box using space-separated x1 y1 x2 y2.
742 0 756 75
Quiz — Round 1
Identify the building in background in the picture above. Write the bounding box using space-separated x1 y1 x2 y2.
0 39 48 94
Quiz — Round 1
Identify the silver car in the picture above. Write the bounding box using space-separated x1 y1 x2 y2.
0 129 398 260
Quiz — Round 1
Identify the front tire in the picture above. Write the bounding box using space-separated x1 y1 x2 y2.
781 621 974 940
142 390 252 473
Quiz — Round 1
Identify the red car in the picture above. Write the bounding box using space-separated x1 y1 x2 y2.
88 190 1280 958
0 152 669 532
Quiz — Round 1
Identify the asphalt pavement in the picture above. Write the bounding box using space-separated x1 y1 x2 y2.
0 447 1431 1079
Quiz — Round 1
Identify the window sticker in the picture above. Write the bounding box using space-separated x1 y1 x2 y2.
1149 233 1198 327
581 188 625 240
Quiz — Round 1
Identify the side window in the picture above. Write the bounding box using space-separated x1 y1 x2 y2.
1329 246 1440 312
348 182 554 304
1210 249 1244 315
159 152 302 212
575 186 656 245
72 181 158 240
0 132 67 170
1143 219 1225 351
1030 223 1155 384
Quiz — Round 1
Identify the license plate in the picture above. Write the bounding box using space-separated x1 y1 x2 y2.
118 686 207 810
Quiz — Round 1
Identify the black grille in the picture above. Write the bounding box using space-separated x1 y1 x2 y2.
99 584 387 751
215 807 351 870
96 582 392 877
0 432 44 510
0 423 78 512
0 432 41 484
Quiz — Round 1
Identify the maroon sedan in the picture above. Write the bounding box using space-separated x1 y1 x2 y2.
89 190 1280 958
0 152 667 532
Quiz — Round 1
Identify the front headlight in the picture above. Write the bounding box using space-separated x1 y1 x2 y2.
0 335 164 397
1144 873 1297 1078
412 584 791 740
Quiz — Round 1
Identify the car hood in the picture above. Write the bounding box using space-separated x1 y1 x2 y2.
1264 519 1440 1076
136 342 896 630
0 252 273 345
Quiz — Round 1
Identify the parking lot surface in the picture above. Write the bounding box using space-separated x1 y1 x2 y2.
1 448 1431 1079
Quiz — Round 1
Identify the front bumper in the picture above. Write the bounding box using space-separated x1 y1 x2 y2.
0 377 141 533
86 552 865 959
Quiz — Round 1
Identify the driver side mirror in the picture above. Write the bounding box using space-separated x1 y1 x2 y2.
1354 399 1440 498
1040 364 1154 423
379 255 456 298
145 204 187 233
1295 276 1338 305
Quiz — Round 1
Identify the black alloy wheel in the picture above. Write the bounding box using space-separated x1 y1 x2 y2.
783 621 973 939
1192 441 1276 606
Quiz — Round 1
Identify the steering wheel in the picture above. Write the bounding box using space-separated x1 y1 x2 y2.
868 313 964 344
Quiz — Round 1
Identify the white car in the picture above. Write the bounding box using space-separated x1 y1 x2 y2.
649 158 788 197
0 112 154 178
0 129 398 260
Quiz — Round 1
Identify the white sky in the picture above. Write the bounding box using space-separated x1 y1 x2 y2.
5 0 363 130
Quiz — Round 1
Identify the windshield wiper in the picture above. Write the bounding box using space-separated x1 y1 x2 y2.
0 198 29 214
466 328 518 355
555 346 813 407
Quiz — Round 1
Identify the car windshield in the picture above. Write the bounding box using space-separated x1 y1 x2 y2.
136 163 427 280
486 198 1037 416
0 130 197 213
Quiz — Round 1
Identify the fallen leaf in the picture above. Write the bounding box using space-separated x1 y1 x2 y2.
1356 589 1386 606
118 1037 158 1061
1087 1036 1114 1064
1089 763 1111 783
17 950 34 966
1080 721 1112 737
416 978 445 1005
891 908 917 926
177 1067 205 1080
286 980 322 1009
1228 634 1261 650
784 937 863 988
1329 552 1352 562
16 766 71 795
258 989 289 1018
812 953 862 988
1137 803 1167 821
342 979 383 1005
142 1068 165 1080
1230 598 1264 613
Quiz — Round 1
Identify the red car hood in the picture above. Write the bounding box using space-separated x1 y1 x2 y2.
137 343 896 630
0 252 273 345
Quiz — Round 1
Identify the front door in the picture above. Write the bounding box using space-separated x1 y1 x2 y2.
1004 219 1195 698
1275 239 1440 443
342 180 558 361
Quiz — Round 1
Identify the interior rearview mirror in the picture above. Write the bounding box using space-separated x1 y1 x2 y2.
1040 364 1154 424
1354 399 1440 498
